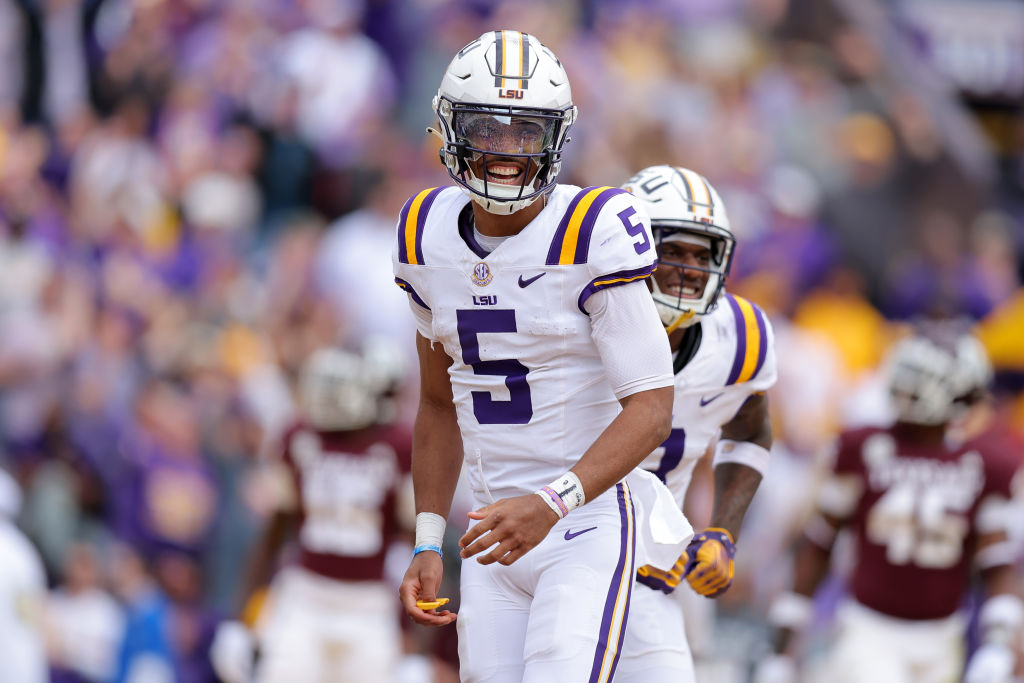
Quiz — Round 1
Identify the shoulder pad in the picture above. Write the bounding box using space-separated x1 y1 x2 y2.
545 186 630 265
396 187 446 265
724 293 771 385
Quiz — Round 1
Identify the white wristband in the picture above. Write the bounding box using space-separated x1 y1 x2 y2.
803 513 839 549
713 439 770 475
534 472 585 519
415 512 446 549
979 594 1024 646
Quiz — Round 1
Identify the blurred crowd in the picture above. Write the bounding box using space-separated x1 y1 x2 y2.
0 0 1021 681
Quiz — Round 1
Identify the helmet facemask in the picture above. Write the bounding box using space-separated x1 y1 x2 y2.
436 97 573 214
650 222 735 332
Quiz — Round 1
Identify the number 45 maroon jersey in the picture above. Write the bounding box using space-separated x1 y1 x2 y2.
817 423 1021 620
280 423 412 582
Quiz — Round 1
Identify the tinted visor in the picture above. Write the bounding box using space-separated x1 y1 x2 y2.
455 112 556 155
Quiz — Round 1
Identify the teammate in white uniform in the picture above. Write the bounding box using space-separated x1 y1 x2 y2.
394 31 687 683
614 165 778 681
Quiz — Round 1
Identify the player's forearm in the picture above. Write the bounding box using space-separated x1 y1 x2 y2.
571 386 673 500
792 533 832 599
412 402 464 517
709 462 762 540
766 537 831 654
412 332 462 517
981 563 1020 600
239 510 297 612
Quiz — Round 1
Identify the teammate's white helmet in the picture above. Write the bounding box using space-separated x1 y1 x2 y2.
623 165 735 331
433 30 577 214
299 348 377 432
885 332 992 426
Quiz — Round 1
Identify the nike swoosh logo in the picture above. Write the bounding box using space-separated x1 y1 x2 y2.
700 393 725 406
518 272 546 288
564 526 598 541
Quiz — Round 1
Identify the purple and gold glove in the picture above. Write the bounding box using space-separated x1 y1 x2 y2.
683 527 736 597
636 552 688 594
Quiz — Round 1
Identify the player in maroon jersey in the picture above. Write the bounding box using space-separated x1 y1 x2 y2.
213 347 413 683
757 331 1023 683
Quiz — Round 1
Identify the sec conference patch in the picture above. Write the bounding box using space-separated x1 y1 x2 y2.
471 262 493 286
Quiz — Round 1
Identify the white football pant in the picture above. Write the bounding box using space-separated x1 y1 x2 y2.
812 600 965 683
255 567 401 683
457 484 637 683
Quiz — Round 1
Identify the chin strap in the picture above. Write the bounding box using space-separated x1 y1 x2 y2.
664 310 697 334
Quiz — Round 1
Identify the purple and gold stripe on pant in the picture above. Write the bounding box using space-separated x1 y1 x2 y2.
394 277 430 310
546 187 629 266
397 187 443 265
577 262 658 313
588 482 636 683
725 293 768 385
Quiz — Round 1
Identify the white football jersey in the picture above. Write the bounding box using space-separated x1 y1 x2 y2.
394 184 660 501
638 294 777 508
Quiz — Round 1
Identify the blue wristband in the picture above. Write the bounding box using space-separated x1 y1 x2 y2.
414 544 443 559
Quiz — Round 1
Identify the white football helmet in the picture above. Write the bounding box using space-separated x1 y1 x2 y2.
885 332 992 426
361 335 407 425
623 165 735 331
433 31 577 214
299 348 378 432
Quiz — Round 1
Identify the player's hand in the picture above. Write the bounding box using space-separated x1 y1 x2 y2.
682 527 736 597
399 551 456 626
752 654 797 683
964 643 1015 683
210 620 255 683
459 494 559 566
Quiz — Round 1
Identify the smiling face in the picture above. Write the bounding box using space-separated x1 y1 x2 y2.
646 224 734 330
653 239 713 302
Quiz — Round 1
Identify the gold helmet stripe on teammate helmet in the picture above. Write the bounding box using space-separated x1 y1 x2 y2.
698 176 715 218
677 167 714 220
673 166 695 213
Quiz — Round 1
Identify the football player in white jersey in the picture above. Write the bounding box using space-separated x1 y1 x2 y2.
615 165 778 682
393 31 690 683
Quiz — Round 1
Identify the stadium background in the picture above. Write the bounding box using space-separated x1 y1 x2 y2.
0 0 1021 680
